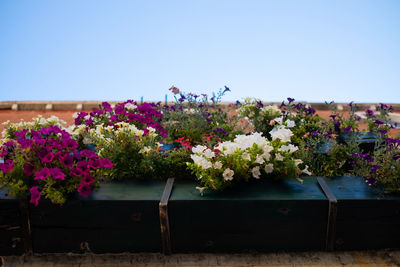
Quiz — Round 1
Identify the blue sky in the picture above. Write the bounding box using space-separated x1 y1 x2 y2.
0 0 399 103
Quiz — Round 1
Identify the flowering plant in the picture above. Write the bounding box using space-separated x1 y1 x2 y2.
187 129 310 193
0 124 113 206
71 122 165 179
162 86 242 146
73 100 167 138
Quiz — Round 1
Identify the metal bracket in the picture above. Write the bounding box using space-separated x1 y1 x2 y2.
317 177 338 251
159 178 174 255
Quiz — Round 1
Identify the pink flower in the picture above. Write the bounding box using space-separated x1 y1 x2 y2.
34 168 50 180
77 182 92 197
99 158 114 169
29 186 41 206
23 163 36 176
50 167 66 180
0 160 14 174
77 160 89 171
60 154 74 168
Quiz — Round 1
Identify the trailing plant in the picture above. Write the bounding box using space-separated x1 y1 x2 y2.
0 124 113 206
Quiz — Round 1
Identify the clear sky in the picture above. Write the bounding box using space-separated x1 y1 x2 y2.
0 0 399 103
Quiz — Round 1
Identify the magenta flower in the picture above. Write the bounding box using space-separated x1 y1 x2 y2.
70 167 83 177
24 163 36 176
77 182 92 197
81 173 95 184
50 167 66 180
89 159 101 170
61 155 74 168
343 126 352 133
0 160 14 174
34 168 50 180
99 158 114 169
29 186 41 206
101 102 113 112
77 160 89 171
80 149 97 159
41 152 55 163
17 138 32 149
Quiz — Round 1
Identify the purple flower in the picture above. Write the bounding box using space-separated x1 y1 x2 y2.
334 121 341 133
70 167 83 177
89 159 101 170
223 86 230 93
77 182 92 197
379 129 387 135
311 130 318 136
0 160 14 174
24 163 36 176
17 138 32 149
50 167 66 180
81 173 95 184
374 120 384 125
29 186 41 206
256 100 264 108
287 97 295 103
371 165 381 173
348 101 354 107
343 126 352 133
198 104 205 108
34 168 50 180
101 102 113 112
366 177 377 186
355 115 362 121
213 128 228 135
64 138 78 150
77 161 89 171
41 152 55 163
99 158 114 169
306 107 316 115
80 149 97 159
329 114 336 120
365 109 375 117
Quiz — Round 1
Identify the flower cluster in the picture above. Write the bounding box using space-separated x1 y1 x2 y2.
72 122 164 179
0 124 113 206
73 100 167 138
187 129 310 193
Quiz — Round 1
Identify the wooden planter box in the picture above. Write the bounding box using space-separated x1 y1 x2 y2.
1 176 400 255
166 178 328 253
29 180 166 254
0 190 26 255
320 176 400 250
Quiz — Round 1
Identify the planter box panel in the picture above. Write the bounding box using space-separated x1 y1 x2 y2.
168 178 327 252
0 191 24 255
30 180 165 253
322 176 400 250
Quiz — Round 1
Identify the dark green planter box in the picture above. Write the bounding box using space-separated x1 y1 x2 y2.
321 176 400 250
0 190 25 255
30 180 165 253
167 178 328 253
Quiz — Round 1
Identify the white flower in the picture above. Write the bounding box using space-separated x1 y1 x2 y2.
286 119 295 128
72 112 79 118
275 153 284 161
192 145 207 154
264 163 274 174
279 144 298 154
294 159 303 166
139 146 152 154
203 149 215 159
223 168 234 181
255 155 265 164
195 186 207 196
261 105 280 113
84 115 90 121
125 103 137 110
302 165 312 176
214 161 223 169
242 152 251 161
191 155 212 170
274 117 283 124
252 166 261 179
269 125 294 143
